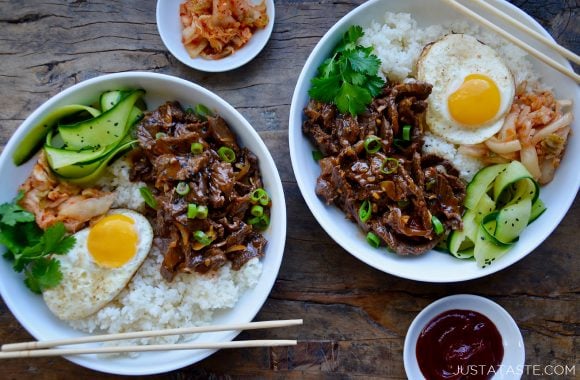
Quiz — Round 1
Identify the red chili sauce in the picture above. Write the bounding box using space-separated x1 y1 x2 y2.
416 309 503 380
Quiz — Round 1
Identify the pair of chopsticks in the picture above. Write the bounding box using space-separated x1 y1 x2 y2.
0 319 302 359
443 0 580 83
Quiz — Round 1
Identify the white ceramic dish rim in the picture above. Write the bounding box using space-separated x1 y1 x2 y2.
156 0 275 72
288 0 580 283
403 294 525 380
0 72 287 375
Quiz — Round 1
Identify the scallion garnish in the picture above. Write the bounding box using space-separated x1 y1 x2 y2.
248 214 270 230
139 187 157 209
431 215 444 235
218 146 236 163
191 142 204 154
194 104 213 120
193 230 212 246
364 135 381 154
196 205 208 219
366 232 380 248
312 150 324 161
155 132 167 139
402 125 411 141
359 200 372 222
251 205 264 217
250 188 270 206
380 157 399 175
176 182 190 196
187 203 198 219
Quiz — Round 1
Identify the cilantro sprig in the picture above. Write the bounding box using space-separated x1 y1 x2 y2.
309 25 385 116
0 192 75 294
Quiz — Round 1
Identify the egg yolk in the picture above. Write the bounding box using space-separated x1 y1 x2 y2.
87 214 137 268
448 74 501 127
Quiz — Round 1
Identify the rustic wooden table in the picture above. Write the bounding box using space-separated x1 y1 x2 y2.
0 0 578 379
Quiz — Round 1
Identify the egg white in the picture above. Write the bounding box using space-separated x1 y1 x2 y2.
43 209 153 321
417 34 515 145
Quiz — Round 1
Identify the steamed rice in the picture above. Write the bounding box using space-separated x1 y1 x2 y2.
360 12 539 181
69 159 263 348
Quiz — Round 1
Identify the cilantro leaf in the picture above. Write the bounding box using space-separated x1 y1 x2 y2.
43 222 76 254
309 25 386 116
309 75 341 103
0 202 35 226
24 258 62 294
343 49 382 76
335 82 372 116
364 75 386 98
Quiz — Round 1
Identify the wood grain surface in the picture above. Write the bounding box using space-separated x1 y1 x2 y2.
0 0 578 379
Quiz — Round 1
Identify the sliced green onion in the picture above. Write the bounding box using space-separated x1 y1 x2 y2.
312 150 324 161
380 158 399 175
187 203 198 219
397 200 409 208
193 230 212 246
402 125 412 141
250 188 270 206
218 146 236 163
248 214 270 230
194 104 213 120
196 205 208 219
155 132 167 139
176 182 190 196
431 215 444 235
364 135 382 154
139 187 157 209
191 142 204 154
359 200 372 222
366 232 380 248
251 205 264 217
185 107 195 114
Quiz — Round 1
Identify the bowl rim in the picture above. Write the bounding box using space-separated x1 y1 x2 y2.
0 71 287 375
403 294 525 379
288 0 579 283
155 0 275 72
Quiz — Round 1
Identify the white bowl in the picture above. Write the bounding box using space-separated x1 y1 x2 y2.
404 294 525 379
156 0 275 72
0 72 286 375
288 0 580 282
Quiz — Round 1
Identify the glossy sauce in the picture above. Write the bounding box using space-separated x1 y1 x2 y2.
416 309 503 380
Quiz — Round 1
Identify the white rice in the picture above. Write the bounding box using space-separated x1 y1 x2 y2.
360 12 539 182
69 159 263 350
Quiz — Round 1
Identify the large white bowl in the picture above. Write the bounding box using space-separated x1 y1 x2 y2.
289 0 579 282
156 0 275 72
0 72 286 375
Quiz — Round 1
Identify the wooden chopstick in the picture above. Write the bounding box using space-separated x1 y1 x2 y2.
1 319 303 352
442 0 580 83
470 0 580 65
0 340 297 359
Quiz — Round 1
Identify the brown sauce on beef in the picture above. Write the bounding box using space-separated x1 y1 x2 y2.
131 101 268 281
303 82 466 255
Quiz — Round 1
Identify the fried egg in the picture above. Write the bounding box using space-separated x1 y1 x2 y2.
417 34 515 144
43 209 153 321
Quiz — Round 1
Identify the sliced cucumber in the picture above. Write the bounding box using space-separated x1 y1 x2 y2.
474 222 511 268
58 139 137 185
464 164 507 210
101 90 144 126
448 210 475 256
13 104 101 165
493 160 539 204
44 144 111 169
58 89 145 150
494 198 532 244
529 199 547 224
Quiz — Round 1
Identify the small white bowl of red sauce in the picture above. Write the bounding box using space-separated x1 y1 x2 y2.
404 294 525 380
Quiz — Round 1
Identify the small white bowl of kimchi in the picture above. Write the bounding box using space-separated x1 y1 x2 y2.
156 0 275 72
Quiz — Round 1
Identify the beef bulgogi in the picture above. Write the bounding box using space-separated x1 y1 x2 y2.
131 101 269 281
303 81 466 255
